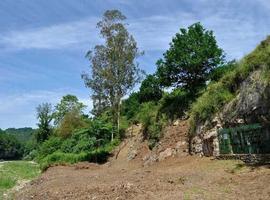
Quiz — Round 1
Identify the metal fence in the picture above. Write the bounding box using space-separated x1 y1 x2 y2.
218 124 270 154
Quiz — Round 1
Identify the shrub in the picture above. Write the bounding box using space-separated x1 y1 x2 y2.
39 151 88 171
158 89 191 121
56 109 87 138
36 137 63 160
121 92 141 121
135 102 167 148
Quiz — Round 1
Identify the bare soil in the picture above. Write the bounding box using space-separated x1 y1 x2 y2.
15 122 270 199
15 154 270 199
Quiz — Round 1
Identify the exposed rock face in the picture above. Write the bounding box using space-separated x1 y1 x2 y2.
222 70 270 125
143 120 189 166
192 70 270 156
191 116 221 156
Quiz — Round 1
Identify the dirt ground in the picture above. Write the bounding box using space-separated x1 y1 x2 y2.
15 154 270 200
15 122 270 200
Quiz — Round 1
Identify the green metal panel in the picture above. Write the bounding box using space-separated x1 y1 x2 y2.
218 124 270 154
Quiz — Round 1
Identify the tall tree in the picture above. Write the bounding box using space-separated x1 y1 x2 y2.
53 94 86 126
36 103 53 143
82 10 143 140
157 22 224 93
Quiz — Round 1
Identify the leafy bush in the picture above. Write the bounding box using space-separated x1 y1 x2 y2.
135 102 167 148
39 140 120 171
121 92 141 121
39 152 88 171
138 74 163 103
35 118 119 170
56 109 87 138
36 137 63 160
158 89 191 121
209 60 236 82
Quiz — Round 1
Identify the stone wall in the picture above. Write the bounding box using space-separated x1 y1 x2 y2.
217 154 270 164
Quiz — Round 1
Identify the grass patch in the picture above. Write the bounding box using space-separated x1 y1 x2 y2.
0 161 40 198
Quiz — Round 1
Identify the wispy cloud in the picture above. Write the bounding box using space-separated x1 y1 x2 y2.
1 5 268 59
0 17 100 51
0 89 92 129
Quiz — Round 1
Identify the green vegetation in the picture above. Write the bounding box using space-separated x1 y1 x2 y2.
4 9 269 172
120 22 226 147
4 128 35 144
157 22 224 93
35 118 119 170
189 36 270 135
0 132 24 160
36 103 53 143
82 9 143 139
0 161 40 198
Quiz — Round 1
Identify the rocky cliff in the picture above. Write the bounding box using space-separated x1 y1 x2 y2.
191 36 270 156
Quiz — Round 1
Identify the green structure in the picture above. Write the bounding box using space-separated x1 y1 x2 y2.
218 124 270 154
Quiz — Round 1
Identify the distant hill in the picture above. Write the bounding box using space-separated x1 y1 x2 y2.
4 127 36 143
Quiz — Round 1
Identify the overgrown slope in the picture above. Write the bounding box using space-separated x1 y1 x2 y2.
189 36 270 135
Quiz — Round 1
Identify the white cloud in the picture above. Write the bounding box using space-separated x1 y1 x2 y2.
0 89 92 129
0 6 268 60
0 17 100 50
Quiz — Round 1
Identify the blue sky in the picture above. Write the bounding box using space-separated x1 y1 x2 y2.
0 0 270 129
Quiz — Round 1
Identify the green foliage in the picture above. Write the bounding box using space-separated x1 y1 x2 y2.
209 60 236 82
0 132 23 160
158 89 191 121
37 137 63 160
39 141 119 171
82 10 143 140
4 127 36 144
36 103 53 143
56 109 87 138
121 92 141 121
135 102 167 148
39 152 88 171
157 22 224 93
53 94 86 126
189 36 270 135
36 118 118 170
138 74 163 103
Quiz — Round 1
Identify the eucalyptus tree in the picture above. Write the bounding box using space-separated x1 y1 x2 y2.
82 10 143 140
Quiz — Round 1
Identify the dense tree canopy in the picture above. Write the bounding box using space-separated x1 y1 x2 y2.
53 94 86 126
138 74 163 103
0 132 23 160
157 22 224 93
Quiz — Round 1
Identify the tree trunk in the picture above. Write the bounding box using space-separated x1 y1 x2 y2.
117 100 121 139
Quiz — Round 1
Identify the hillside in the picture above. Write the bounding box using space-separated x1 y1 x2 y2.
5 128 35 143
190 36 270 156
14 127 270 200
